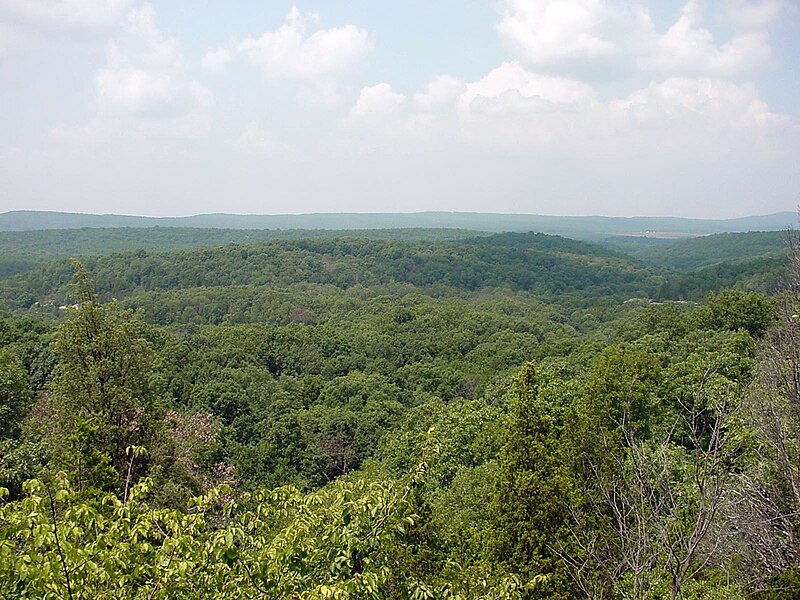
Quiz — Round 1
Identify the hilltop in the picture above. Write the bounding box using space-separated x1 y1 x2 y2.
0 210 793 239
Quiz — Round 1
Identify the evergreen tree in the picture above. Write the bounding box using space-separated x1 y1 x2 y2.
490 361 574 598
42 263 160 496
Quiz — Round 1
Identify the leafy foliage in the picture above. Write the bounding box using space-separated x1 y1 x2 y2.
625 231 787 272
0 232 796 598
0 234 661 311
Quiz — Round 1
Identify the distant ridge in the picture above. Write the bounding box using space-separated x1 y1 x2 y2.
0 210 794 239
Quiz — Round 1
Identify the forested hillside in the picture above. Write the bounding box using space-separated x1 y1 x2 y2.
0 233 662 312
657 254 788 300
0 226 798 598
0 227 489 280
637 231 789 300
626 231 787 271
1 209 793 237
0 227 788 303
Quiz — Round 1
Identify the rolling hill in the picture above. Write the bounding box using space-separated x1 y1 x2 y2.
0 233 662 312
0 210 793 239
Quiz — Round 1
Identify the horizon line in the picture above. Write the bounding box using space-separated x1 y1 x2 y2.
1 209 795 221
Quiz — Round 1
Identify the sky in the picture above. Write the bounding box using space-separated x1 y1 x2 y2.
0 0 798 218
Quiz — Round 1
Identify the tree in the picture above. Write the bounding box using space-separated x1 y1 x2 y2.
0 348 32 441
699 290 774 337
0 348 37 497
561 345 662 599
734 230 800 588
490 361 575 598
41 263 160 496
564 343 744 600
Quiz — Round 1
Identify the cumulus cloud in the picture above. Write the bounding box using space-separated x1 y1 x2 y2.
454 62 601 149
642 0 773 77
92 4 212 138
232 122 289 156
203 7 372 81
331 0 793 216
96 69 211 120
614 77 789 131
461 61 596 110
496 0 781 77
413 75 467 112
201 46 233 73
340 61 790 159
339 83 451 156
0 0 131 56
0 0 130 36
0 0 132 59
497 0 626 65
350 83 406 118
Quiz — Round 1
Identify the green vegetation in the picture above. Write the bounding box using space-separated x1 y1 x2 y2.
0 224 798 598
0 227 491 280
0 209 793 236
604 231 790 300
623 230 787 272
656 254 787 300
0 233 662 311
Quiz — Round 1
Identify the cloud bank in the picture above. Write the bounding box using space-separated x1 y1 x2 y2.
1 0 796 217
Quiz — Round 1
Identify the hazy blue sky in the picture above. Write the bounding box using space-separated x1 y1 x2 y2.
1 0 798 217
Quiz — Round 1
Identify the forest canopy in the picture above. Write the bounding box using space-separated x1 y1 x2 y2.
0 226 796 598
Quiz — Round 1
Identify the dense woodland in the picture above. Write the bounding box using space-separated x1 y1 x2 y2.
0 226 797 598
0 228 494 280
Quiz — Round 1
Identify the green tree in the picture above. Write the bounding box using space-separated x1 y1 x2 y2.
490 361 575 598
0 347 38 497
41 263 160 496
0 348 32 440
698 290 774 337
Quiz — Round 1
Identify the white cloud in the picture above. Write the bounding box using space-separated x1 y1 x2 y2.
201 46 233 73
460 61 596 110
339 61 790 159
342 65 599 153
0 0 130 56
296 81 345 108
643 0 773 77
0 0 130 35
350 83 406 118
96 69 211 119
203 6 372 81
233 122 288 156
615 77 789 131
497 0 622 65
91 4 212 138
452 62 601 149
110 5 181 70
338 83 448 156
0 0 130 57
325 60 796 218
52 110 213 143
413 75 467 112
496 0 780 77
